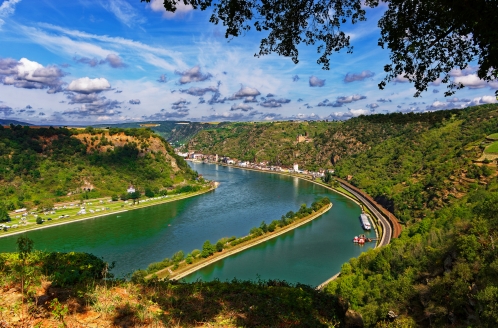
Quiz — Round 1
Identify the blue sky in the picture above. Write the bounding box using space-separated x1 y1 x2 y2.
0 0 496 125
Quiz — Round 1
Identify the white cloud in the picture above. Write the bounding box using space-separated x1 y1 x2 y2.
453 74 498 89
101 0 146 27
21 24 187 71
67 77 111 94
149 0 193 18
309 76 325 87
0 0 21 28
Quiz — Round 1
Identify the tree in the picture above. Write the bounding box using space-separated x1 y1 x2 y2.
201 240 215 258
144 0 498 97
0 206 10 222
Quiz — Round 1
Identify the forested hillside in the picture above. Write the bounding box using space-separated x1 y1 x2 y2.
186 111 456 170
0 125 198 211
186 104 498 326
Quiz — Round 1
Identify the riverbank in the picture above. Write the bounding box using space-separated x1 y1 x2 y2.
196 161 380 242
152 202 333 280
1 184 218 239
188 162 383 287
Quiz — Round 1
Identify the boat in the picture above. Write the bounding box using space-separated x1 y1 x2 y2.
360 213 372 230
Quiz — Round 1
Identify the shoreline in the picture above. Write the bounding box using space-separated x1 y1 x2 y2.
0 185 217 239
188 161 382 287
157 203 333 281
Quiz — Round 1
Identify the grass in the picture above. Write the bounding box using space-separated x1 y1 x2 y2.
487 133 498 140
1 185 214 238
484 141 498 154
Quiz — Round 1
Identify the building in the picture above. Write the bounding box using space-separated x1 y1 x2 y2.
293 163 299 172
127 185 136 193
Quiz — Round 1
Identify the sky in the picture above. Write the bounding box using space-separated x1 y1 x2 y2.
0 0 497 125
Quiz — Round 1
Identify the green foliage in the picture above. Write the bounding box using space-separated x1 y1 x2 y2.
42 252 110 286
201 240 215 258
36 217 43 224
0 126 198 208
215 241 224 252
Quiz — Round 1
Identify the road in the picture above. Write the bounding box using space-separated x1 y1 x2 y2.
339 183 392 247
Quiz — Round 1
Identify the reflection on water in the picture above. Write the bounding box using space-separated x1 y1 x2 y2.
0 163 374 283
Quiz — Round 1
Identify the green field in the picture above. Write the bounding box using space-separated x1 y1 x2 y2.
487 133 498 140
484 141 498 153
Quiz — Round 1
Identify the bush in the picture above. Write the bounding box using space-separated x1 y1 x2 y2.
216 241 224 252
36 217 43 224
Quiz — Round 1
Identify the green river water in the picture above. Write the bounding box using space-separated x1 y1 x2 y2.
0 163 374 286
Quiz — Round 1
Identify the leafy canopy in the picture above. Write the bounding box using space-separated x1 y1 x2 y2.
142 0 498 97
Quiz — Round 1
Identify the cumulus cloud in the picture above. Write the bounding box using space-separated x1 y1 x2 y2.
377 98 392 103
0 0 21 29
449 67 475 77
433 89 439 93
63 101 122 117
471 96 497 105
231 103 253 111
260 98 291 108
157 74 167 83
292 75 300 82
260 113 283 121
321 94 366 107
328 108 370 120
446 97 471 103
67 77 111 94
290 113 321 120
453 74 498 89
393 75 410 83
426 101 459 110
176 66 211 84
336 94 366 103
0 104 13 116
149 0 193 18
266 93 275 98
297 98 303 102
207 91 226 105
74 54 126 68
309 76 325 87
201 111 247 121
234 86 261 98
180 86 218 96
344 70 374 83
1 57 66 93
144 108 190 120
129 99 141 105
366 103 379 109
244 96 258 103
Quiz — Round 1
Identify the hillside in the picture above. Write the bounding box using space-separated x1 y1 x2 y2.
94 121 228 147
186 111 455 170
185 104 498 326
0 125 198 211
2 106 498 327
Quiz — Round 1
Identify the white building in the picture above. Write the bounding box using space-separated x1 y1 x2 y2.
127 186 136 193
293 163 299 172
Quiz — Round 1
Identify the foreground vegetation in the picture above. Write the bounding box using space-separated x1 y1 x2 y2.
0 238 344 327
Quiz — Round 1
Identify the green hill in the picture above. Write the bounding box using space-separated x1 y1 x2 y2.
0 125 198 211
2 105 498 327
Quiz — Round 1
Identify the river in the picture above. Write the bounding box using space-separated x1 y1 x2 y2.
0 163 374 285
